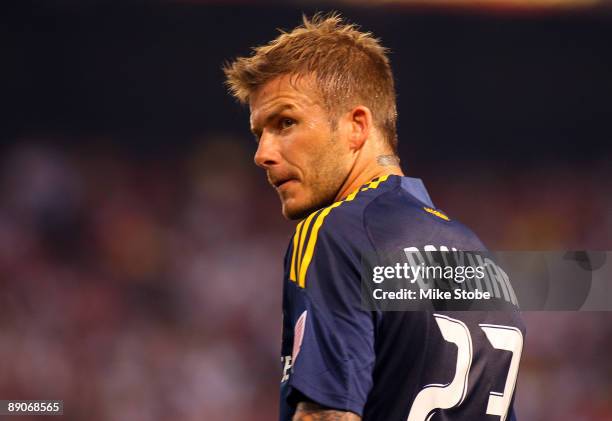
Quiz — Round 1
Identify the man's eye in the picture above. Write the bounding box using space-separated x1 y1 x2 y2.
280 118 295 130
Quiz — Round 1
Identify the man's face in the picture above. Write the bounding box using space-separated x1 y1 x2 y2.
249 74 351 220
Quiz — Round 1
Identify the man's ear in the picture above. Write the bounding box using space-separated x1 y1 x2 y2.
346 105 372 151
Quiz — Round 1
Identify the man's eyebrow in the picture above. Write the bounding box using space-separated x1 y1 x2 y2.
251 104 295 137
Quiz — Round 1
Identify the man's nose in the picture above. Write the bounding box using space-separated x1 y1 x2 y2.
253 132 279 169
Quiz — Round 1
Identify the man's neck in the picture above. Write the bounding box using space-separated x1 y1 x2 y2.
334 156 404 201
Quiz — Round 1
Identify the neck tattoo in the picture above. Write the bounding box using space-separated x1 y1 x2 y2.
377 155 400 167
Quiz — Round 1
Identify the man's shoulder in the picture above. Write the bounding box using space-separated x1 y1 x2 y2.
286 179 393 289
362 186 486 252
300 174 486 254
312 175 400 246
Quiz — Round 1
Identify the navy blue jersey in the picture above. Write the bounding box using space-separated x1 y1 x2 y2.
279 175 525 421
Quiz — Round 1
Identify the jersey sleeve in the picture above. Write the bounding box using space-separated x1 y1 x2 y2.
284 213 375 416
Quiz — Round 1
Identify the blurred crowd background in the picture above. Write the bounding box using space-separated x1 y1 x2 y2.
2 1 612 420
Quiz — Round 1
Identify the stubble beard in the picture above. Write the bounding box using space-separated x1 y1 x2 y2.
282 135 348 221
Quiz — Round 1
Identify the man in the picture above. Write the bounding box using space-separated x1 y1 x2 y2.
224 13 524 421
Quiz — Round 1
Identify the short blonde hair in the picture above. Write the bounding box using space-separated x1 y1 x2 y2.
223 12 398 152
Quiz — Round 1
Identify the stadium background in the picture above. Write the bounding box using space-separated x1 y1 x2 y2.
1 1 611 420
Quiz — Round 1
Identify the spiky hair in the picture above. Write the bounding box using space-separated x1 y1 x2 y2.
223 12 398 151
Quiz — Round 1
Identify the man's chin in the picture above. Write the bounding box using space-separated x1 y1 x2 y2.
281 204 309 221
281 200 319 221
279 187 339 220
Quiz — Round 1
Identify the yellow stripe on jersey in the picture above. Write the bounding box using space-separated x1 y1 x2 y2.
291 174 390 288
289 219 305 282
360 175 388 192
295 209 319 278
424 206 450 221
298 201 343 288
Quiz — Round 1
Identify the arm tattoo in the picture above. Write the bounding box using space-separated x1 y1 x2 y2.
292 402 362 421
377 154 400 167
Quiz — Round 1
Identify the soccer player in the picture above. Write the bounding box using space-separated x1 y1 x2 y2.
224 13 525 421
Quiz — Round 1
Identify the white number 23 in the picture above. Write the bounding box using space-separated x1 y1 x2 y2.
407 314 523 421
